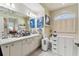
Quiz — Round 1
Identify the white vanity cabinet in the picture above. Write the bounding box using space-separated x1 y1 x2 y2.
1 41 22 56
0 34 41 56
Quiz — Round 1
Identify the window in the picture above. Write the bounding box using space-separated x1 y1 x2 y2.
54 13 75 20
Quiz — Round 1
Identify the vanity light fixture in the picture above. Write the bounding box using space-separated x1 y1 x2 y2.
62 3 65 5
4 3 15 9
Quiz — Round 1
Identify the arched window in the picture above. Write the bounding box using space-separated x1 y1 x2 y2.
54 12 75 20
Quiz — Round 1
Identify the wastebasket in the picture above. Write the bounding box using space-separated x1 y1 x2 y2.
41 37 49 51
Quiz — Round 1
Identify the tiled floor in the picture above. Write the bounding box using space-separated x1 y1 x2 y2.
30 48 59 56
38 51 58 56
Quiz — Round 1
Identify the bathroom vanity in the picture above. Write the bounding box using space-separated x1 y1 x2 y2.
0 34 42 56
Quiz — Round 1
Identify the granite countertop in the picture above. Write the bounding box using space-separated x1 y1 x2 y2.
0 34 40 45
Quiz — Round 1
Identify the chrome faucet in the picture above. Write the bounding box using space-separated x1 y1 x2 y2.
1 32 8 39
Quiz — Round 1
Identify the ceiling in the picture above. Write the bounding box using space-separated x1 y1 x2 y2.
23 3 45 16
41 3 76 11
0 3 45 17
0 3 76 17
24 3 44 13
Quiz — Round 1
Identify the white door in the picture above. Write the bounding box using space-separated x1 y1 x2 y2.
10 41 22 56
64 38 74 56
58 37 65 56
1 44 10 56
58 37 74 56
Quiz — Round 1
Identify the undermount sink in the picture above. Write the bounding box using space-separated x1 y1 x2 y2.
2 37 8 39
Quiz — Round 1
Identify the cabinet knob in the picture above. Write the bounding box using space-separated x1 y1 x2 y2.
11 44 14 46
5 46 8 48
53 48 56 50
53 40 56 41
64 46 66 48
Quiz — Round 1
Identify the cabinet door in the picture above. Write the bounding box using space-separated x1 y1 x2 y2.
32 36 40 49
31 36 41 51
10 41 22 56
28 38 35 53
1 44 10 56
22 39 31 56
22 36 41 56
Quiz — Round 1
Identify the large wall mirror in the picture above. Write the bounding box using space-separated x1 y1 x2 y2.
4 17 18 34
8 18 15 31
0 17 4 33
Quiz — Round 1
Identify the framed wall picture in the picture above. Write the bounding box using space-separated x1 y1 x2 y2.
45 15 50 25
37 17 44 28
30 18 35 28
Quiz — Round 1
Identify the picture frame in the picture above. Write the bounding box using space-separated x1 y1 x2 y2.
45 14 50 26
37 17 44 28
30 18 35 28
